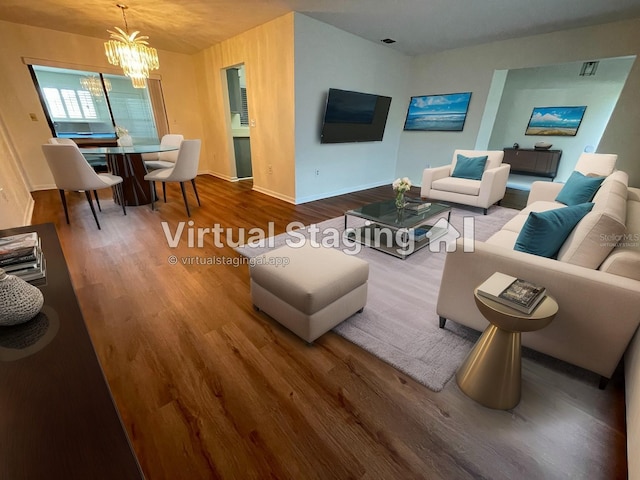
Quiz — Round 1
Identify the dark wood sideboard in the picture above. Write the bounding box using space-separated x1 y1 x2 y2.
503 148 562 179
0 223 144 479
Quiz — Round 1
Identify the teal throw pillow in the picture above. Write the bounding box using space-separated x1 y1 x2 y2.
451 154 488 181
555 171 605 206
514 203 594 258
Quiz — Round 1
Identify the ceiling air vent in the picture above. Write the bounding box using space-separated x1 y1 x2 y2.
381 38 396 44
579 61 599 76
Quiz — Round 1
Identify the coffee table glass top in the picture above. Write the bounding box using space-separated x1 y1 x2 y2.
345 199 450 229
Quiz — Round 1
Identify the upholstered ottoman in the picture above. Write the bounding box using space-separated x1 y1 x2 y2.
249 243 369 343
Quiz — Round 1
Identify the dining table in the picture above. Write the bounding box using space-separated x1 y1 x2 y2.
81 145 178 206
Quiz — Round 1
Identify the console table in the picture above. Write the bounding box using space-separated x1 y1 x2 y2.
0 224 144 479
503 148 562 179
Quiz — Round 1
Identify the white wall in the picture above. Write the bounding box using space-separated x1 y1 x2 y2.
487 57 634 182
294 14 412 203
396 18 640 187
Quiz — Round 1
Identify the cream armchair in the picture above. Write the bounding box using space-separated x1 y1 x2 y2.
420 149 510 214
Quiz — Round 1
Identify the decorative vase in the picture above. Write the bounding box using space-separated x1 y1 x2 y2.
117 134 133 147
395 190 406 210
0 268 44 326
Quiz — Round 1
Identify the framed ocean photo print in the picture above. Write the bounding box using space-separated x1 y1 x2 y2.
403 92 472 131
525 106 587 136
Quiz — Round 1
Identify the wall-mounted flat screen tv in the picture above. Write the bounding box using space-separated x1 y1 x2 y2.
320 88 392 144
404 92 472 131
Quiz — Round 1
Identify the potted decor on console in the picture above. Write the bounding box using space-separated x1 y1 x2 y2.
393 177 412 209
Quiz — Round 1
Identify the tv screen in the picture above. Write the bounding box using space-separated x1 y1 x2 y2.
320 88 392 144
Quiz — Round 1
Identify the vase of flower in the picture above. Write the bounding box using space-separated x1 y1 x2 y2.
395 190 406 210
392 177 412 210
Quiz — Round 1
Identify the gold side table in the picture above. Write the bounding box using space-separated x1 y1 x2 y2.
456 288 558 410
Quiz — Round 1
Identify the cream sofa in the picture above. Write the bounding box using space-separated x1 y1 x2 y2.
437 170 640 385
420 149 511 214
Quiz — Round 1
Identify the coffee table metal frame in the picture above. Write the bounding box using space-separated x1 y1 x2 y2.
344 200 451 259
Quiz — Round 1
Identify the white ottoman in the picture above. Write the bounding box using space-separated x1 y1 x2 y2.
249 243 369 343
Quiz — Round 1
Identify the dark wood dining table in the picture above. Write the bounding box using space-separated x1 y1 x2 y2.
81 145 178 206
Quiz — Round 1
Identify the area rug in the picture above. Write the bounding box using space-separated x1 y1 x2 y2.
236 206 519 392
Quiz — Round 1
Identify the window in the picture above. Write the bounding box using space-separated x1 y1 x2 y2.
30 65 159 143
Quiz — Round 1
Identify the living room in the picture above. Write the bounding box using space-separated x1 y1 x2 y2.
1 3 640 479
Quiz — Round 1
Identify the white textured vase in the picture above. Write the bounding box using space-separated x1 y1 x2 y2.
0 268 44 326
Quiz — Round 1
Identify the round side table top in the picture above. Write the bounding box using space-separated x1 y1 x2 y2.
473 288 558 333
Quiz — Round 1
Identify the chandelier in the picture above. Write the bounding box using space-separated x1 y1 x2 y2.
104 4 159 88
80 75 112 97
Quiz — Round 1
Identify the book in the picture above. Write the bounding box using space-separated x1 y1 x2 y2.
406 202 432 212
477 272 546 314
0 232 39 261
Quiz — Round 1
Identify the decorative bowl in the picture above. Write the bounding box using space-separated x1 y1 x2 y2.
534 142 552 150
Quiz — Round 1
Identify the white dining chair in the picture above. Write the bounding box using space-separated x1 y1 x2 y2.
144 139 201 217
48 137 77 145
41 144 126 230
143 134 184 170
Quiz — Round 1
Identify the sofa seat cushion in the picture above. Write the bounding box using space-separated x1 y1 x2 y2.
514 203 595 258
432 177 481 196
501 201 565 233
485 229 519 249
557 176 628 268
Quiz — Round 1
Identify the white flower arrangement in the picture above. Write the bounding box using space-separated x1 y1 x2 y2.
392 177 412 193
115 125 129 138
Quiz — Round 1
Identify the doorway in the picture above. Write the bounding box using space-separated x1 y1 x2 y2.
225 64 252 179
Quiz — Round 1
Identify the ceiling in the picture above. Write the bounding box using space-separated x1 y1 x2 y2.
2 0 640 56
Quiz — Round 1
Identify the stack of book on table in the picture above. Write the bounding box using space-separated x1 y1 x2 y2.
477 272 546 314
405 200 432 213
0 232 46 283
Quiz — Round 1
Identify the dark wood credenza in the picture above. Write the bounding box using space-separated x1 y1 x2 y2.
503 148 562 179
0 223 144 479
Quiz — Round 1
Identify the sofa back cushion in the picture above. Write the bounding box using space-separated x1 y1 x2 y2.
451 149 504 173
599 192 640 280
557 177 628 268
574 153 618 177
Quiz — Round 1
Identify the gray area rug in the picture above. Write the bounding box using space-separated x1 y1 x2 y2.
236 206 519 391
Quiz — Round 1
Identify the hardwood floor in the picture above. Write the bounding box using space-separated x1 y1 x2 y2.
30 176 627 480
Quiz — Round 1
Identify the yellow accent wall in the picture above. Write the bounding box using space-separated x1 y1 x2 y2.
194 13 295 202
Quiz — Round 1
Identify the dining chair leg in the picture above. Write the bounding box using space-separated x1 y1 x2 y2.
93 190 102 212
115 183 127 216
84 190 101 230
149 181 156 211
59 189 70 224
191 179 201 206
180 182 191 217
162 182 167 203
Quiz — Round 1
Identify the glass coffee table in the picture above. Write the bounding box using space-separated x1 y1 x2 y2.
344 200 451 259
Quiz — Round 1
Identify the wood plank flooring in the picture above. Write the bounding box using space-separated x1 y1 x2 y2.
30 176 627 480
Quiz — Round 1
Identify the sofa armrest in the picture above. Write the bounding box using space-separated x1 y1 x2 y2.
437 239 640 378
421 165 451 198
477 164 511 208
526 181 564 205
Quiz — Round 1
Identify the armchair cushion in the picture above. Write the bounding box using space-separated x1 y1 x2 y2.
451 154 488 180
432 177 481 196
514 202 594 258
555 171 605 206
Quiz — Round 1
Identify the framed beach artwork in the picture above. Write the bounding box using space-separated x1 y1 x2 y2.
525 106 587 136
403 92 472 131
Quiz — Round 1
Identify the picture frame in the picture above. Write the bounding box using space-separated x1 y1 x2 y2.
403 92 472 131
525 106 587 136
